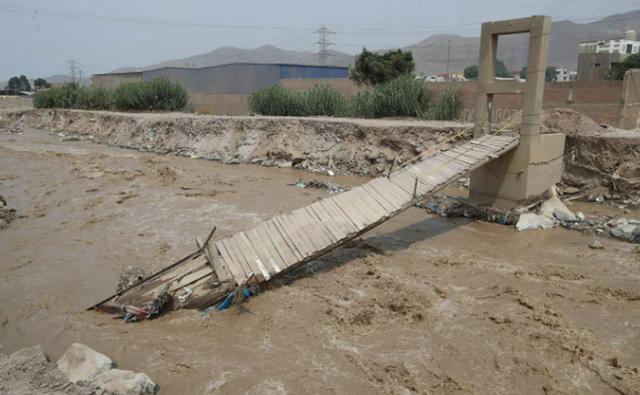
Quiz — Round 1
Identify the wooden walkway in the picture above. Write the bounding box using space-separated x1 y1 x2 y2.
93 133 519 312
211 133 519 285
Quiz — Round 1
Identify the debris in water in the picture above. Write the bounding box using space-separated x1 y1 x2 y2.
116 266 148 293
288 179 349 194
421 195 518 225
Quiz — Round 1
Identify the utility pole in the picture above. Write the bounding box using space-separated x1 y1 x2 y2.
446 39 451 80
315 25 335 65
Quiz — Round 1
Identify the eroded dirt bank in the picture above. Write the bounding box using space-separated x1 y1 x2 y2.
1 128 639 394
1 109 469 177
4 108 640 205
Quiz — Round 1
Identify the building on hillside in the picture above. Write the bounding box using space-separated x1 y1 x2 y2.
577 30 640 81
92 63 349 94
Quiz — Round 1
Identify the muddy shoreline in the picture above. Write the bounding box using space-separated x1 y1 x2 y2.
1 127 639 394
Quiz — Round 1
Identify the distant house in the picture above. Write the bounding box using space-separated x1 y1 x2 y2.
577 30 640 81
555 68 577 82
92 63 349 94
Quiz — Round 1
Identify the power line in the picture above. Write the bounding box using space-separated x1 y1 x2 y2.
0 3 311 32
315 25 335 65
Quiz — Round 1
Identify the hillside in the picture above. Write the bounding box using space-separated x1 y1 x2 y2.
108 10 640 76
113 45 354 72
406 10 640 75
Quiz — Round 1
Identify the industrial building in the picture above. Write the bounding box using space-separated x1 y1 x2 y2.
577 30 640 81
92 63 349 94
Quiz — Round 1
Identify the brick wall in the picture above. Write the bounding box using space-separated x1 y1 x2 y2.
429 80 624 125
188 93 248 115
186 78 628 125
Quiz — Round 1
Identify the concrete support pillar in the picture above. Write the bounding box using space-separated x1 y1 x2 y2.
470 15 566 208
619 69 640 130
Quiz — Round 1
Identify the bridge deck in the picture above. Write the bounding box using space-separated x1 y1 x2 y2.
93 133 519 312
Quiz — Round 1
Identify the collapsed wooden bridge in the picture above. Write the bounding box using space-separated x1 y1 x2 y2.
92 133 519 317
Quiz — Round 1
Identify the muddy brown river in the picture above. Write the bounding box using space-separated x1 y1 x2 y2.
1 128 639 394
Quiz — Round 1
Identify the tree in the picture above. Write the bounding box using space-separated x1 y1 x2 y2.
6 76 20 93
495 60 513 78
34 78 50 90
463 60 512 80
351 48 415 85
18 75 31 91
520 66 557 81
606 53 640 80
463 65 478 80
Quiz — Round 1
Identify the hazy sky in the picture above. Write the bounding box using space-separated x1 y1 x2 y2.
1 0 638 80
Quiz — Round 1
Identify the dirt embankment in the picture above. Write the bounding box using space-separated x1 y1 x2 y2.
1 109 470 177
506 108 640 203
4 108 640 203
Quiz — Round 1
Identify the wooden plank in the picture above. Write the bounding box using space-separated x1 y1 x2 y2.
270 216 305 261
283 212 319 255
245 228 279 277
377 177 415 207
351 186 389 219
257 222 291 268
319 198 359 235
389 171 419 196
229 234 259 278
275 214 311 258
220 238 251 281
260 221 299 266
214 240 243 284
367 178 407 207
335 191 379 225
361 183 399 212
308 202 344 241
305 205 339 243
293 208 329 251
239 232 272 281
365 180 404 211
330 194 368 230
249 226 284 274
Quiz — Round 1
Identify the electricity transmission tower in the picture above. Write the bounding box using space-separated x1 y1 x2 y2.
68 59 80 84
315 25 335 65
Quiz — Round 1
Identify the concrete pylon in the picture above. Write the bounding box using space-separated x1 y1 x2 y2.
470 15 566 208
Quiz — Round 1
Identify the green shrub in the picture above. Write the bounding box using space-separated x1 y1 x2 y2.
346 91 376 118
113 78 187 111
248 85 306 116
425 87 461 120
302 84 348 116
33 84 80 109
75 86 113 110
247 76 461 120
369 74 430 118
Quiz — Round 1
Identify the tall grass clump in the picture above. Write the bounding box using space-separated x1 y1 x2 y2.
368 74 431 118
75 86 114 110
114 78 188 111
302 84 348 116
34 84 80 109
425 86 461 120
248 85 306 116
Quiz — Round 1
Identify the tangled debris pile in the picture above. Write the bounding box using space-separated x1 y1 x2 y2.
116 266 148 293
288 179 349 194
423 187 640 244
0 343 156 395
421 195 519 225
0 195 16 230
0 125 22 134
